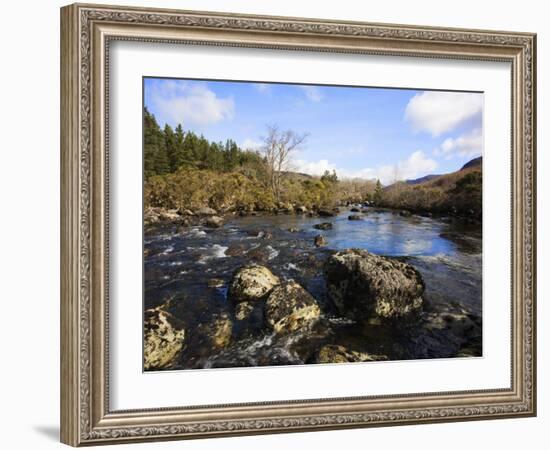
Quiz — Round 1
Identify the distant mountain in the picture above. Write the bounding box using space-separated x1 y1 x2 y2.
403 156 482 186
460 156 482 170
406 174 440 185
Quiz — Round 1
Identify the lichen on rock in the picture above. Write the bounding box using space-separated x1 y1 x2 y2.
324 248 424 321
264 280 321 334
228 265 280 303
197 312 233 350
143 307 185 370
315 345 387 364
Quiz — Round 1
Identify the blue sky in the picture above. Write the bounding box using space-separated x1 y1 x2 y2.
144 77 483 184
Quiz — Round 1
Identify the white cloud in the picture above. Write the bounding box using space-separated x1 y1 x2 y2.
241 138 263 150
434 128 483 159
149 80 234 126
299 86 323 102
253 83 271 94
292 150 437 185
292 159 337 175
405 91 482 136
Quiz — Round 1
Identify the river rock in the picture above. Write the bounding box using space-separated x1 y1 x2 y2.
158 209 181 221
287 227 299 233
318 209 336 217
348 215 362 221
179 208 195 216
324 249 424 320
399 210 412 217
296 205 308 214
144 207 160 225
207 278 225 288
226 243 247 257
314 222 333 230
277 202 294 213
143 307 185 370
196 206 217 216
205 216 224 228
350 207 360 212
315 345 387 364
235 302 255 321
197 312 233 350
228 265 280 303
314 234 327 247
264 280 321 334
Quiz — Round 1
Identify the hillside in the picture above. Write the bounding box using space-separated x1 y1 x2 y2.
406 174 440 185
460 156 482 170
379 157 482 220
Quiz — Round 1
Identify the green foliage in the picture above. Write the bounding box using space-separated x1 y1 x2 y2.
321 170 338 184
144 107 169 178
143 108 264 178
373 179 383 205
447 171 482 218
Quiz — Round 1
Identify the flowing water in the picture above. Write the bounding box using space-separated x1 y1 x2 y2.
144 208 482 370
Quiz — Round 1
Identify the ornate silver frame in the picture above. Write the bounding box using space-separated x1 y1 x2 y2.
60 3 536 446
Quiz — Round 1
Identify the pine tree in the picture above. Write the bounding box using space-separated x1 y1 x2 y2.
373 179 384 205
153 136 170 176
173 124 187 170
164 124 177 172
182 131 198 167
143 108 164 179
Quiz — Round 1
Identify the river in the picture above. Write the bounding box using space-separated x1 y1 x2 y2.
144 207 482 370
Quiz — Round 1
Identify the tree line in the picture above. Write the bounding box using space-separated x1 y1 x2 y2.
144 107 264 179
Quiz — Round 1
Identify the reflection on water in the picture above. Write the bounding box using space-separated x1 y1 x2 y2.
144 208 482 369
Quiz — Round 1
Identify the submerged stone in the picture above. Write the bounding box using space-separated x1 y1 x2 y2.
314 234 327 247
315 345 387 364
313 222 333 230
197 312 233 350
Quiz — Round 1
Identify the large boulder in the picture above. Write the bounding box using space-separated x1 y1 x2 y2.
315 345 387 364
324 249 424 321
228 265 280 303
143 307 185 370
264 280 321 334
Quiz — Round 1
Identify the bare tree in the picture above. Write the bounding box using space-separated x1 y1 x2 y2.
261 125 309 202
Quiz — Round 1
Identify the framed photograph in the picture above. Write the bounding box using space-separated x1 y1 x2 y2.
60 3 537 446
